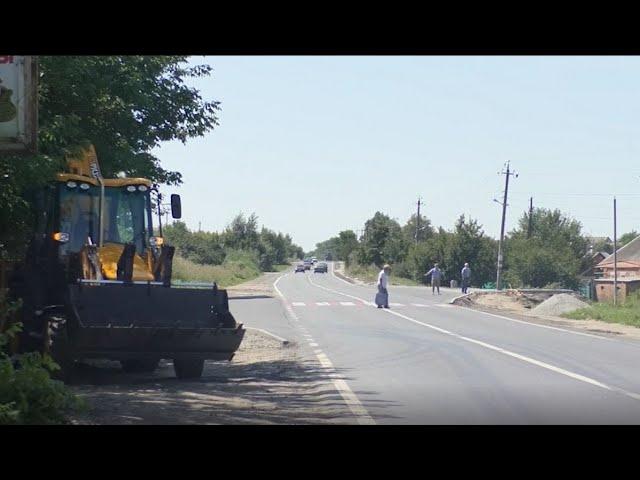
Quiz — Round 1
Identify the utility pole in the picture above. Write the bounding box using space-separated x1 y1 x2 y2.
415 197 422 244
198 221 201 232
496 161 518 290
527 197 533 239
614 196 618 307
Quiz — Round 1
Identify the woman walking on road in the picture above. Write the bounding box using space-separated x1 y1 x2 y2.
376 264 391 309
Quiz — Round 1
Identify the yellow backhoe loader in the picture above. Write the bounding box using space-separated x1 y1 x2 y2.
8 145 244 380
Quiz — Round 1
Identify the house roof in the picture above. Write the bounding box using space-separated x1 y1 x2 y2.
598 260 640 269
597 234 640 266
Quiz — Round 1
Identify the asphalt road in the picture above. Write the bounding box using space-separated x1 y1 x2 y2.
229 263 640 424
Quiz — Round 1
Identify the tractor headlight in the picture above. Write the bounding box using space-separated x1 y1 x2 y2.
79 183 90 190
66 181 77 188
149 236 164 246
138 185 148 192
52 232 70 243
126 185 137 192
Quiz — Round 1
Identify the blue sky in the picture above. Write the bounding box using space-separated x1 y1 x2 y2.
154 56 640 251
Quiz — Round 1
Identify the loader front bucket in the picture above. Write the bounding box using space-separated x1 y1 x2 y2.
65 283 244 361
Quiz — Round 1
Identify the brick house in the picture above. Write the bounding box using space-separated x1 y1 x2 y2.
594 235 640 302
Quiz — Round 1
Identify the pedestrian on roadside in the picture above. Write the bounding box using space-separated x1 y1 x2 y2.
375 264 391 309
461 262 471 294
425 263 442 295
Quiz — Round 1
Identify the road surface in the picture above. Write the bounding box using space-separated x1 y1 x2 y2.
229 262 640 424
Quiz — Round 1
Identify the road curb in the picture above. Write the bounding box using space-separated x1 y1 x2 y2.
245 327 290 346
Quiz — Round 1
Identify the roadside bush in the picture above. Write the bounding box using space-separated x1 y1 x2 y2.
0 314 84 425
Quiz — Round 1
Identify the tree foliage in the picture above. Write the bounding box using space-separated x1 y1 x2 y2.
1 56 221 260
164 214 304 272
503 208 588 288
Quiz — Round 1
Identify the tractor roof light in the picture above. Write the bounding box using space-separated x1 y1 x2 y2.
66 181 77 188
79 183 90 190
138 185 148 192
126 185 137 192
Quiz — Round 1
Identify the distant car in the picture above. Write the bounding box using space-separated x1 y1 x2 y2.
314 262 328 273
295 264 306 273
303 261 312 270
311 257 317 264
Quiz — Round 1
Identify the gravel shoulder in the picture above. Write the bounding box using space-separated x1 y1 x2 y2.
226 271 283 298
454 291 640 341
68 329 355 424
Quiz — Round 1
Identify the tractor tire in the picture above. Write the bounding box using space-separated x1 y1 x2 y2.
45 317 75 383
173 358 204 379
121 359 160 373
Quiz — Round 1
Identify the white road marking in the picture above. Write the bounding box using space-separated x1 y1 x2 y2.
340 301 356 306
389 303 404 307
272 273 376 425
411 303 430 307
305 272 640 404
309 342 319 347
316 302 330 306
453 305 613 341
292 302 306 307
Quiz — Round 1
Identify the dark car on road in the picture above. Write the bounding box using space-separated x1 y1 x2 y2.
295 264 306 273
314 262 328 273
303 259 312 270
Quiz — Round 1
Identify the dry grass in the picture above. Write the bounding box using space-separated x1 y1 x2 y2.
345 264 420 286
172 256 261 288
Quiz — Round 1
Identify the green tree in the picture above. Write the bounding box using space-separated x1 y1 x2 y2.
357 212 406 267
504 208 587 288
402 213 434 244
38 56 220 184
337 230 359 264
2 56 220 259
618 231 639 248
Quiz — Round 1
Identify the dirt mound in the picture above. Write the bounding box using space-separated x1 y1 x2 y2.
532 293 589 316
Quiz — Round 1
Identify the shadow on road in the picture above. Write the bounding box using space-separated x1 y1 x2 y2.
69 356 398 424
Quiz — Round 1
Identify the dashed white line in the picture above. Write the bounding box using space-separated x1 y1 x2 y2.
340 301 356 306
273 273 376 425
292 302 306 307
316 302 330 306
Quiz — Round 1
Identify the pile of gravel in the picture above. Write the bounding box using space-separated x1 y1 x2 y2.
531 293 589 316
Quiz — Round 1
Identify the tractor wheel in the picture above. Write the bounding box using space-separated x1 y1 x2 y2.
45 317 75 383
173 358 204 379
121 359 160 373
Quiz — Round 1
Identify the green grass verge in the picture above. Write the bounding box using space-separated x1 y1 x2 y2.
172 255 261 288
345 264 421 286
563 294 640 328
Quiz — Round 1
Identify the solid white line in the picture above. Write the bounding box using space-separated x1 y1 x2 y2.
305 272 640 403
272 271 376 425
331 262 360 286
453 305 612 341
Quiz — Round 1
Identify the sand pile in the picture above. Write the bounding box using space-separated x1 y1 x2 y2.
532 293 589 316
